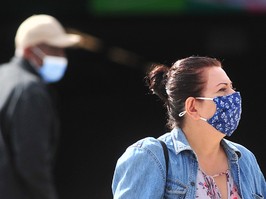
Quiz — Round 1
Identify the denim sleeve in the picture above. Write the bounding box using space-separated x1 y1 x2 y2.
112 137 167 199
234 142 266 198
248 152 266 197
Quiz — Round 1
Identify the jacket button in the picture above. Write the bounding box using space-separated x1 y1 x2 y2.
190 181 195 186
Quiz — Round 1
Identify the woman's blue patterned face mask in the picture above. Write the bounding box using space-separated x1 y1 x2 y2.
195 92 242 136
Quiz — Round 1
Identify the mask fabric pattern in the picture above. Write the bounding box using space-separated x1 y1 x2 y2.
39 56 68 83
196 92 242 136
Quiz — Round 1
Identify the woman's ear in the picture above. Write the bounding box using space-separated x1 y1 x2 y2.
185 97 200 120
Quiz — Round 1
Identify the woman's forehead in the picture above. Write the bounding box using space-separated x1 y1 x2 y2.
203 67 231 88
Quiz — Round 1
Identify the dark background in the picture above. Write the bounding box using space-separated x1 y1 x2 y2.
1 1 266 198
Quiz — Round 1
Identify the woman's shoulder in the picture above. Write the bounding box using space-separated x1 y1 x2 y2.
117 135 170 165
223 139 258 162
224 139 251 152
127 136 164 153
130 132 172 150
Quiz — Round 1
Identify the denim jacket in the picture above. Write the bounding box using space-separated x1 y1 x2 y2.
112 128 266 199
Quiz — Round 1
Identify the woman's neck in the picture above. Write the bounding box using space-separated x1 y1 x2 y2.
182 124 228 175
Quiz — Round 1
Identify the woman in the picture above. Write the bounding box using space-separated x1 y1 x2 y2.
112 56 266 199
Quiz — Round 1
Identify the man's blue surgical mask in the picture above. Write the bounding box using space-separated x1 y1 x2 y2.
39 55 68 83
32 47 68 83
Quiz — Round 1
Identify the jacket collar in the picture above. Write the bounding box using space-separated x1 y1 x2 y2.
171 128 193 154
171 128 242 160
11 56 40 77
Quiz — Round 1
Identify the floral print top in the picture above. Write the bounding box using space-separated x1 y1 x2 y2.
196 168 241 199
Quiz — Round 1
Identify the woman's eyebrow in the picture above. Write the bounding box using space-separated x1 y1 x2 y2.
216 82 232 87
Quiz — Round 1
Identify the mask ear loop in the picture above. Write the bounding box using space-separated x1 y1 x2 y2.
195 97 213 100
195 97 214 121
178 111 186 117
178 110 208 121
179 97 214 117
199 117 207 121
32 47 45 59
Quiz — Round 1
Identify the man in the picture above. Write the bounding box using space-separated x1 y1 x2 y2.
0 14 81 199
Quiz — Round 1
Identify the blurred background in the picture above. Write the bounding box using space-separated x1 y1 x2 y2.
1 0 266 198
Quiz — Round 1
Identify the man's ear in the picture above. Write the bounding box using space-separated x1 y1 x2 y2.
24 46 42 68
185 97 200 120
23 46 33 59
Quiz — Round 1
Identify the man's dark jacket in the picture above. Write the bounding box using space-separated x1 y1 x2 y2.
0 57 60 199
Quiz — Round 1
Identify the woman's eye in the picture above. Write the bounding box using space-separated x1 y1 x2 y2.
219 88 227 92
219 86 236 92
